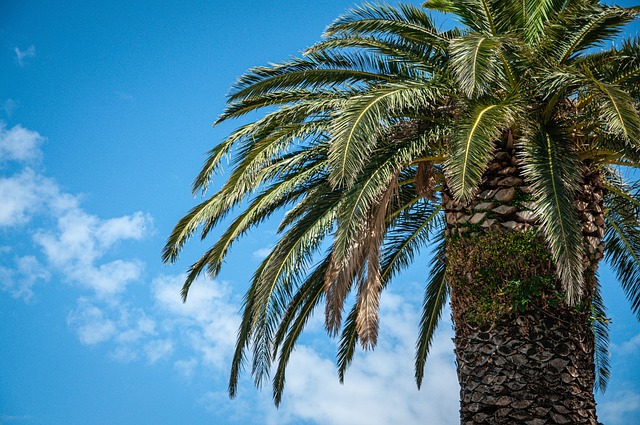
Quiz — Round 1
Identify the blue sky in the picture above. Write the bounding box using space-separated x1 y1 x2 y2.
1 1 640 424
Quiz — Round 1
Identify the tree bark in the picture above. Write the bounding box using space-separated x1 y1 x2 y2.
454 311 597 424
442 148 604 424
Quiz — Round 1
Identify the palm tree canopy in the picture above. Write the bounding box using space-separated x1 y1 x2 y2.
164 0 640 404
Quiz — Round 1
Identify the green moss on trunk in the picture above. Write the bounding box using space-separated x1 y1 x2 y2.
446 229 569 328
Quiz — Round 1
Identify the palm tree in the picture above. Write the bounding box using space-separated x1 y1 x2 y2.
164 1 640 423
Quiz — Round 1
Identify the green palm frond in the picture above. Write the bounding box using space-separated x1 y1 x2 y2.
381 204 443 283
307 36 438 74
592 278 611 394
446 100 516 201
246 187 342 389
582 67 640 145
449 34 506 97
423 0 497 35
217 87 352 123
336 304 360 383
518 0 569 44
329 82 444 187
180 163 328 299
272 257 329 405
519 123 584 304
577 36 640 99
193 98 339 194
415 236 449 389
227 50 424 104
325 2 449 46
544 4 638 65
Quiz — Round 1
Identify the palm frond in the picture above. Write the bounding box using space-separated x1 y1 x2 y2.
582 67 640 146
336 304 360 384
592 278 611 394
446 100 516 201
415 236 449 389
519 123 584 304
449 34 506 97
518 0 570 43
545 4 638 64
307 35 438 74
272 258 328 405
423 0 497 35
325 2 450 46
192 98 339 194
329 82 444 187
381 203 443 283
227 50 423 104
247 186 342 389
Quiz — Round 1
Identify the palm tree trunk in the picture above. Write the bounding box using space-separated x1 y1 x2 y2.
443 148 605 425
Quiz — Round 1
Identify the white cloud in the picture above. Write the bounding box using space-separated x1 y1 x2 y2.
153 274 240 370
68 299 117 345
116 315 156 344
252 246 273 259
268 297 459 425
0 122 43 163
34 208 151 297
145 339 174 363
598 389 640 425
0 122 152 298
612 332 640 355
0 169 57 226
14 45 35 67
0 255 50 301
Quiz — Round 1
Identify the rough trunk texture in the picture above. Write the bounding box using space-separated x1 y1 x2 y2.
454 312 597 425
443 147 605 425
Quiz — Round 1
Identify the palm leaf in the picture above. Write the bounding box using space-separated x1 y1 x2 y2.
446 100 516 201
329 82 443 187
449 34 505 97
325 2 449 46
272 258 329 405
582 67 640 145
592 278 611 394
519 123 584 304
415 236 449 389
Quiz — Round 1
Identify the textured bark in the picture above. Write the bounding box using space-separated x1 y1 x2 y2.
455 312 596 424
443 147 605 425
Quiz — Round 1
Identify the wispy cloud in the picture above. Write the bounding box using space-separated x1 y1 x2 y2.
67 298 118 345
14 45 35 67
252 246 273 259
0 255 50 301
612 332 640 355
115 91 134 101
599 389 640 425
2 99 18 117
34 208 151 297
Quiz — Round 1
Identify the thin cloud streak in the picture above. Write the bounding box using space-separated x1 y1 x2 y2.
14 45 36 67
